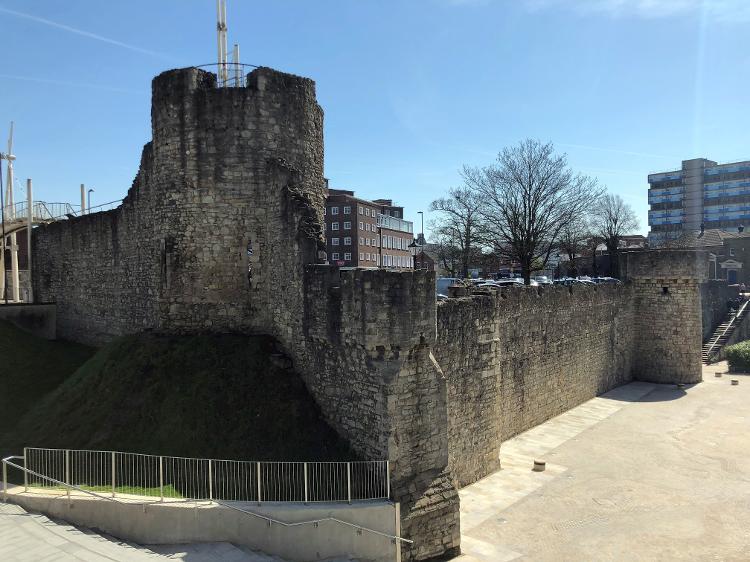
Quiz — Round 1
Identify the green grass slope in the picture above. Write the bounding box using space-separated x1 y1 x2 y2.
1 329 354 462
0 320 94 446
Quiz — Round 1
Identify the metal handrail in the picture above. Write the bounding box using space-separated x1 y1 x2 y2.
705 299 749 360
2 455 411 545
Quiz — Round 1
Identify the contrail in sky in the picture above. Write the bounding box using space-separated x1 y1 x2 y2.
0 5 173 60
0 73 147 94
558 143 677 160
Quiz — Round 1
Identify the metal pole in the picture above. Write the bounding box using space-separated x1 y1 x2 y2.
65 450 70 500
208 460 213 502
386 461 390 500
303 462 308 503
2 461 7 501
87 189 94 213
23 448 27 492
159 456 164 502
347 462 351 504
25 178 32 302
80 184 86 215
0 160 6 304
256 462 262 505
111 452 116 497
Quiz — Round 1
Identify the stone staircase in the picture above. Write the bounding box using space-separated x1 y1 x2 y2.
702 304 749 364
0 501 163 561
0 501 284 562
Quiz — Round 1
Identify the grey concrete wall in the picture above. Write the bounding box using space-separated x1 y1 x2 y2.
0 303 56 339
8 491 400 562
435 285 634 487
700 280 738 341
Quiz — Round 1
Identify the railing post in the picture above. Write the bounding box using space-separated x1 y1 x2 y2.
347 462 352 504
159 456 164 502
23 448 28 492
208 460 213 502
257 462 262 505
2 461 7 502
65 450 70 501
386 461 391 500
303 462 308 504
111 452 116 498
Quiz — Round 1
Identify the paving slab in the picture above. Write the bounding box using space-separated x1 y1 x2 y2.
458 363 750 561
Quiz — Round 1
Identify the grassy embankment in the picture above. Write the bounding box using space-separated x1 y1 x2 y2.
0 322 353 465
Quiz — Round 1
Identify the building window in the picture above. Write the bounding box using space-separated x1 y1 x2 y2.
344 252 352 260
330 207 339 215
394 211 400 218
344 237 352 245
730 247 736 256
366 253 370 260
323 208 326 216
332 238 340 246
359 221 364 230
365 208 370 217
359 238 363 246
344 221 352 230
331 252 339 260
360 252 364 260
331 222 339 231
344 206 351 214
359 207 364 215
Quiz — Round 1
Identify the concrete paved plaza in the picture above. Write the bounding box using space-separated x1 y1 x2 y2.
458 362 750 561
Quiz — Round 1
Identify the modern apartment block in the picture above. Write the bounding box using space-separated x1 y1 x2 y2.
324 188 414 269
648 158 750 246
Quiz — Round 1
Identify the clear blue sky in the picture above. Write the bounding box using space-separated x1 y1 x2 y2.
2 0 749 235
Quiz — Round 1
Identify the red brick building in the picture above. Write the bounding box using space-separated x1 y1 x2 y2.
324 189 414 269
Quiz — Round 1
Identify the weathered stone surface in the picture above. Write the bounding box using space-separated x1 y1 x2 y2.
436 284 635 487
32 67 458 560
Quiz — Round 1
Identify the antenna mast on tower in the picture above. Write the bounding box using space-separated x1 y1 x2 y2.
217 0 229 86
216 0 241 87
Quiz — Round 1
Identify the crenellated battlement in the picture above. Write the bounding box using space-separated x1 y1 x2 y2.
304 265 436 349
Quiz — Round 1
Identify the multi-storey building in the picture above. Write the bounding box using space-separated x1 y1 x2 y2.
324 188 414 269
648 158 750 246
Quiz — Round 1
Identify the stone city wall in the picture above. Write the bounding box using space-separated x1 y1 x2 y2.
435 284 635 487
31 67 457 560
299 266 460 561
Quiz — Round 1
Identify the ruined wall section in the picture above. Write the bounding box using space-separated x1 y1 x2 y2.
623 250 707 384
300 266 460 561
435 285 635 487
33 144 159 344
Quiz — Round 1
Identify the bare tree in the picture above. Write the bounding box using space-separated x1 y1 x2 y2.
463 139 602 284
429 187 484 279
429 226 460 277
558 215 591 278
591 193 639 277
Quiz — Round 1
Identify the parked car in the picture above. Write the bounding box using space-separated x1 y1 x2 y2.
593 277 622 285
436 277 463 295
534 276 553 285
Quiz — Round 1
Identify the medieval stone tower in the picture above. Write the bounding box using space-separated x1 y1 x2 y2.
32 67 460 560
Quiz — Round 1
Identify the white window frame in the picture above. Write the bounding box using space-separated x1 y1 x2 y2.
344 206 351 214
344 221 352 230
344 237 352 245
331 252 339 260
344 252 352 261
331 222 339 231
331 238 340 246
331 207 339 215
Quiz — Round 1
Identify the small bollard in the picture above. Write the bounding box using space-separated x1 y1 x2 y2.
532 460 546 472
731 379 739 386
